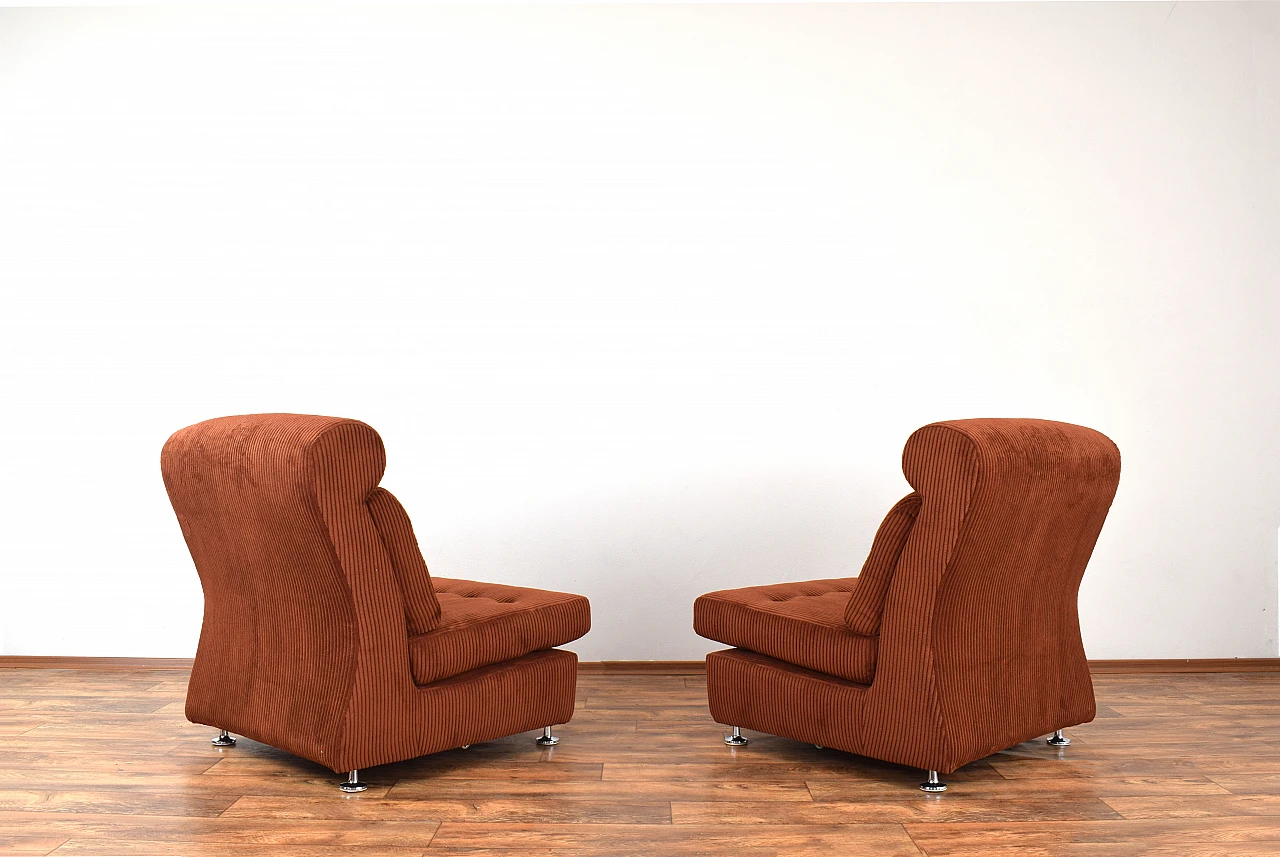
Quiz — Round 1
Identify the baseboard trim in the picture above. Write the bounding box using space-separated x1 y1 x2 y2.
0 657 707 673
0 656 196 671
577 660 705 674
1087 658 1280 674
1 656 1277 674
579 659 1280 675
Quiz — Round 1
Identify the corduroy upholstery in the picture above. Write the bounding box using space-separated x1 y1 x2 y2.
368 488 441 635
697 418 1120 775
844 493 921 635
694 579 876 684
161 413 589 774
410 579 591 686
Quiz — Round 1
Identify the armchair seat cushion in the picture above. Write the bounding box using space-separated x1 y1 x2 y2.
694 578 877 685
408 578 591 686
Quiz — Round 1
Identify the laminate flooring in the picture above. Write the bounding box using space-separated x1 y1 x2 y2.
2 666 1279 856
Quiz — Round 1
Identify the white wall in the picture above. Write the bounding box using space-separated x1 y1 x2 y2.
1 2 1277 661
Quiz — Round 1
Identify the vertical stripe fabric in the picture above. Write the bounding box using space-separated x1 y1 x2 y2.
702 418 1121 774
368 488 442 635
844 492 922 635
694 579 877 684
410 579 591 686
161 413 584 774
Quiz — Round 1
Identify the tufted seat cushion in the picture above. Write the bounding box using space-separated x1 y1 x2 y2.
408 578 591 686
693 579 877 685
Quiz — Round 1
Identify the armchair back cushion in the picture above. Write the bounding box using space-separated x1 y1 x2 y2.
843 492 921 635
368 488 442 635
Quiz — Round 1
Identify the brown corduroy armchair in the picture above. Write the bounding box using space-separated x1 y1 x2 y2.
161 414 590 792
694 418 1120 792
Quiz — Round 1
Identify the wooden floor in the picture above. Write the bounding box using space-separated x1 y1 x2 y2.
3 668 1280 856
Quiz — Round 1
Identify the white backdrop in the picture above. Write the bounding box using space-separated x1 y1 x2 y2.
1 2 1278 660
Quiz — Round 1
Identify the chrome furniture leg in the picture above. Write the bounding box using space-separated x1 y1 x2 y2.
535 726 559 746
211 730 236 747
919 770 947 792
724 726 749 746
339 770 368 793
1047 729 1071 747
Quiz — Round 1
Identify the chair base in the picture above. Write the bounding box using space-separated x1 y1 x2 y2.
211 730 236 747
705 647 1086 777
706 649 872 758
1047 730 1071 747
534 726 560 746
724 726 749 746
188 649 579 775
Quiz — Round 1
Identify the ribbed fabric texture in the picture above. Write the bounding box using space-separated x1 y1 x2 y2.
368 488 442 635
693 580 876 684
707 648 870 749
844 493 921 635
701 418 1120 774
161 413 585 773
410 579 591 686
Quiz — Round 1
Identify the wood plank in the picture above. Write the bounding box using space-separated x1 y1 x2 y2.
201 755 605 783
0 811 439 846
50 843 425 857
902 816 1280 852
1206 773 1280 795
427 822 924 855
0 836 68 856
1102 794 1280 819
603 760 1003 782
991 756 1280 780
0 770 394 798
0 737 186 756
807 776 1229 800
0 699 174 714
387 778 813 802
0 789 238 818
0 752 219 773
222 795 671 824
671 798 1122 824
17 722 207 739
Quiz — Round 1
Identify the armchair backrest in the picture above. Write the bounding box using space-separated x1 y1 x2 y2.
161 413 428 767
858 418 1120 770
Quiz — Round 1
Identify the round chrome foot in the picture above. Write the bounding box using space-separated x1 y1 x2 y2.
211 730 236 747
919 771 947 793
814 745 824 750
1047 730 1071 747
534 727 559 747
461 744 471 750
339 771 368 793
724 727 749 746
